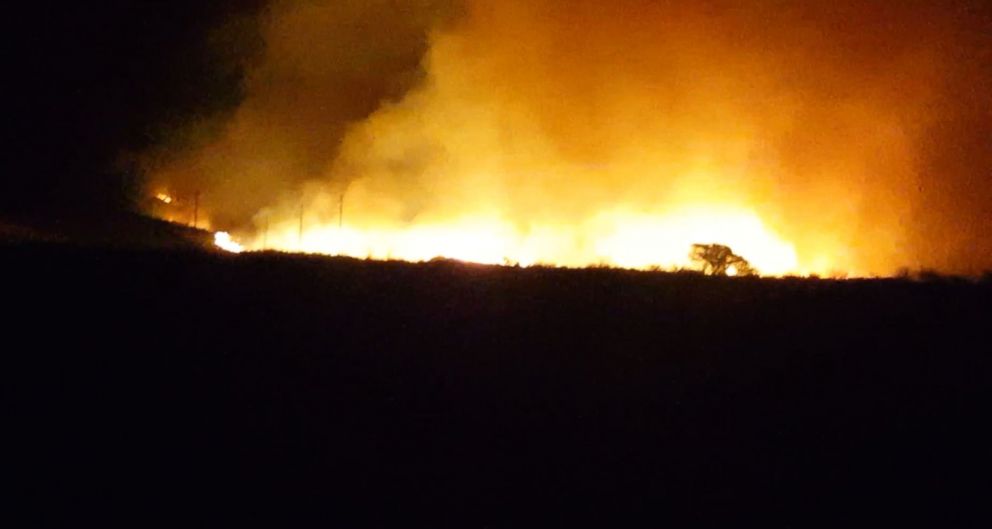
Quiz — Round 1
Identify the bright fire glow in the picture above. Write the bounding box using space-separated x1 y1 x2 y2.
155 193 174 204
140 1 983 278
244 205 801 275
214 232 244 253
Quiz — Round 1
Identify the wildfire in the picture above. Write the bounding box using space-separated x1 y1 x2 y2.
137 0 992 277
239 205 804 276
214 231 244 254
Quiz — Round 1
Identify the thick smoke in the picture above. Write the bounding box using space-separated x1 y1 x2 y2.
144 0 461 223
146 0 992 275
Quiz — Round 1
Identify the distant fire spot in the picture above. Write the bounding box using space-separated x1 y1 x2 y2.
214 232 244 253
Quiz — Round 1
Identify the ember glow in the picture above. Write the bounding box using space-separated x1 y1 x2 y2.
143 1 992 276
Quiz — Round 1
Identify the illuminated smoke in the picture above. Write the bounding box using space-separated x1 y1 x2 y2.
144 0 992 275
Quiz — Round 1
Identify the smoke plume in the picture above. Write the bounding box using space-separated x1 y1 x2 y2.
144 0 992 275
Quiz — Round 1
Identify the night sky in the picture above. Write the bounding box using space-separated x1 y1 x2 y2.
5 1 265 211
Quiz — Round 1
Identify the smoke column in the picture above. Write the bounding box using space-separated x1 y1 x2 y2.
144 0 992 275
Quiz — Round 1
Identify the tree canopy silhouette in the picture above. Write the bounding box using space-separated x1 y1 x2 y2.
690 244 755 276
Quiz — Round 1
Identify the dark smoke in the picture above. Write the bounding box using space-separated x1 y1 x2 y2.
141 0 461 225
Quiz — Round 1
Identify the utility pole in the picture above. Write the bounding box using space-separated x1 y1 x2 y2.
298 203 304 250
338 191 345 230
262 215 269 250
192 191 201 229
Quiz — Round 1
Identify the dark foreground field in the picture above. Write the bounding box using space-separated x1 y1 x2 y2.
6 243 991 526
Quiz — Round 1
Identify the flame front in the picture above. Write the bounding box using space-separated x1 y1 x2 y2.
214 231 244 254
243 205 801 275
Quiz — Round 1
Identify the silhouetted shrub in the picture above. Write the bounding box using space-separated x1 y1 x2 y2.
690 243 754 276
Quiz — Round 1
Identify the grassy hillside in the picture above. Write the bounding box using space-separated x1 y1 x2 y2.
0 209 213 249
6 243 991 526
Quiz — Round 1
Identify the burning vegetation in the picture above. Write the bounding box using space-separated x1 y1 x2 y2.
141 1 992 277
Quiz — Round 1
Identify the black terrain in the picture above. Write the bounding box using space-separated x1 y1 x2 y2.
7 243 991 526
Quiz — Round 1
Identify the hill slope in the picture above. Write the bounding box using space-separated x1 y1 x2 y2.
6 244 991 525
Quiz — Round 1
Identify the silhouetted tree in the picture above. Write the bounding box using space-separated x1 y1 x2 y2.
690 244 754 276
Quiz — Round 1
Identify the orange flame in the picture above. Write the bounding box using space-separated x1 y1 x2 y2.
214 232 244 253
240 205 806 276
